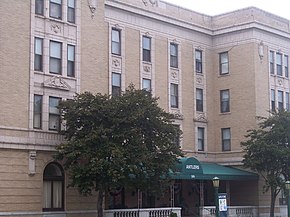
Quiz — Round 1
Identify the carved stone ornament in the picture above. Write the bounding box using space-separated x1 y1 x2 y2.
196 76 203 84
142 0 158 6
173 111 183 120
193 114 208 123
171 71 178 79
112 58 121 69
143 65 151 73
87 0 97 18
278 79 283 86
28 150 36 176
43 76 71 91
51 23 61 34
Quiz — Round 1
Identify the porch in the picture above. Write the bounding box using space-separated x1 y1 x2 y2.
104 206 259 217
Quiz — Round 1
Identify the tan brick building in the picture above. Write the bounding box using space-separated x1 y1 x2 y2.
0 0 289 216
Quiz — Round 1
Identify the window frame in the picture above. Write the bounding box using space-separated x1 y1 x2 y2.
67 0 75 23
43 162 64 212
112 73 121 97
35 0 44 15
33 95 42 129
271 89 276 112
220 89 230 113
221 128 231 151
286 92 289 111
142 36 151 62
49 41 62 75
269 51 275 75
49 0 62 20
284 55 289 78
196 88 203 112
111 28 121 56
197 127 205 151
278 90 284 111
170 83 179 108
49 97 61 131
170 43 178 68
276 53 283 76
67 44 75 77
142 78 151 92
34 37 43 71
219 52 229 75
195 49 203 73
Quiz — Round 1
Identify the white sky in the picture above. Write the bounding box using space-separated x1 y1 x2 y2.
162 0 290 20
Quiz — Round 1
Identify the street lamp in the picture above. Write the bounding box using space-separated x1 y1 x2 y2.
286 181 290 217
212 177 220 217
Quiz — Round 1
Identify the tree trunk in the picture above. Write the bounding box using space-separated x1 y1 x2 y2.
269 187 276 217
97 189 104 217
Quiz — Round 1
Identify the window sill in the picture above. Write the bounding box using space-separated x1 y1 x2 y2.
219 112 231 115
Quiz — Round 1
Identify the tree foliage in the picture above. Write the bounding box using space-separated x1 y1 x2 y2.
242 110 290 217
55 86 183 216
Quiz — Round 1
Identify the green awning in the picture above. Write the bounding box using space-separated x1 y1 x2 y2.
171 157 258 181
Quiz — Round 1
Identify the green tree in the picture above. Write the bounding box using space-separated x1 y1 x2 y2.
55 86 183 217
242 110 290 217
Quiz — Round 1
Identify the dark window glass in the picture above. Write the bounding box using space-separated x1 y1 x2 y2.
67 45 75 77
222 128 231 151
196 88 203 112
220 89 230 113
142 36 151 62
198 127 204 151
67 0 75 23
170 43 178 68
34 38 43 71
112 29 121 55
278 90 283 111
50 41 62 74
35 0 44 15
49 97 61 131
195 50 202 73
50 0 62 19
43 163 64 211
170 83 178 108
33 95 42 129
284 55 288 78
219 52 229 75
112 73 121 97
276 53 282 76
271 89 275 112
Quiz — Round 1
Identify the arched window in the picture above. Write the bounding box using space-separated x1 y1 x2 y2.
43 162 64 211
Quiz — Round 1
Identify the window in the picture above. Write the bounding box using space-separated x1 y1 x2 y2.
173 125 180 147
278 90 284 111
142 78 151 92
35 0 44 15
286 92 289 111
67 0 75 23
112 29 121 55
142 36 151 62
195 49 202 73
67 45 75 77
219 52 229 75
34 38 43 71
270 51 275 75
196 88 203 112
170 43 178 68
112 73 121 97
49 97 61 131
50 41 62 74
221 128 231 151
197 127 204 151
33 95 42 129
220 89 230 113
43 163 64 211
285 55 289 78
276 53 282 76
271 89 275 111
50 0 62 19
170 83 178 108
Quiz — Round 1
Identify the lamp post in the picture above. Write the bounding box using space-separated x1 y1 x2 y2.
286 181 290 217
212 177 220 217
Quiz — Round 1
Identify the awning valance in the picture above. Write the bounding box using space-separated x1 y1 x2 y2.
171 157 258 181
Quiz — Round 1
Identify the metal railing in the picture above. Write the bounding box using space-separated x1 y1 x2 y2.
104 208 181 217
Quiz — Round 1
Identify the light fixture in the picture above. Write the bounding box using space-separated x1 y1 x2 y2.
212 176 220 188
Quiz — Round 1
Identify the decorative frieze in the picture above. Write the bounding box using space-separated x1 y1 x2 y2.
43 76 71 91
194 114 208 123
142 0 158 7
112 57 122 71
50 23 62 34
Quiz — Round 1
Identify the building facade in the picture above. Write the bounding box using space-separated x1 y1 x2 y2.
0 0 289 216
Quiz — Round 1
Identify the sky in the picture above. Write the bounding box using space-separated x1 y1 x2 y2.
162 0 290 20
